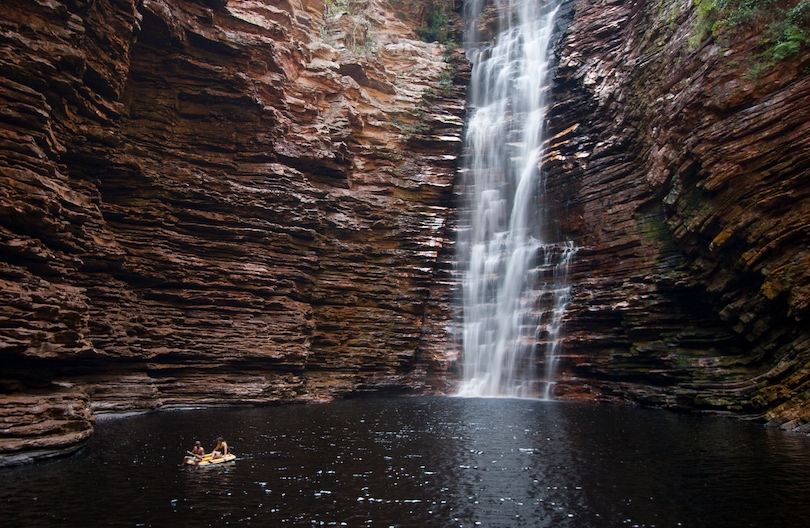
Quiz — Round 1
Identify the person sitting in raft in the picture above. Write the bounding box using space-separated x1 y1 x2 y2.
187 440 205 464
211 436 229 459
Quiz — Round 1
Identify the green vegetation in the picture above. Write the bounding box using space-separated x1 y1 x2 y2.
393 117 430 139
437 66 455 90
638 215 673 245
771 18 808 59
691 0 809 65
416 0 457 44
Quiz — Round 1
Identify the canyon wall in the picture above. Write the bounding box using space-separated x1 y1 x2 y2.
544 0 809 430
2 0 808 465
1 0 466 464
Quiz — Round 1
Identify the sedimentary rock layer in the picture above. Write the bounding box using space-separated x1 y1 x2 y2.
0 0 466 463
543 0 809 430
2 0 808 465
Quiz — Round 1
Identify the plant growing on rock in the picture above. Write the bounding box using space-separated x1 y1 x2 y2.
416 0 458 43
691 0 809 65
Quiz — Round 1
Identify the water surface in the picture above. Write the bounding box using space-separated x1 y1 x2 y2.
2 397 809 527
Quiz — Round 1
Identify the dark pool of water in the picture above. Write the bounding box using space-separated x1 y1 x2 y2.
2 397 810 527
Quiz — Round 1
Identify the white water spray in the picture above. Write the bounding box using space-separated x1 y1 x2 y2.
456 0 576 399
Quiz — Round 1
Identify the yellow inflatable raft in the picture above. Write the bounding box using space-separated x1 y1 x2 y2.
184 453 236 466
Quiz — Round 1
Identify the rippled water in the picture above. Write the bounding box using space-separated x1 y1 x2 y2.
2 397 810 527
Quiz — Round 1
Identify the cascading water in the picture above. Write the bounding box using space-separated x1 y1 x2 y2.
456 0 576 399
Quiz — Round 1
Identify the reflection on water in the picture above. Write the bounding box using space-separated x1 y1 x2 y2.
2 397 810 527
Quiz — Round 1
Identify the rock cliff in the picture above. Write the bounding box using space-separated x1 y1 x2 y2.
1 0 466 464
543 0 809 430
2 0 808 465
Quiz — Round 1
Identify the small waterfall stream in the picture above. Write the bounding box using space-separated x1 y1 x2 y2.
456 0 576 398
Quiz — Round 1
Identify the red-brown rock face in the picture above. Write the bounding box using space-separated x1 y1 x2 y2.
1 0 466 463
2 0 808 465
543 0 809 430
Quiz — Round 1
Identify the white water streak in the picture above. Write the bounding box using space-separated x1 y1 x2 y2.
456 0 576 399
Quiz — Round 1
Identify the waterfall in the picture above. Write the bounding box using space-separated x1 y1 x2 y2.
455 0 576 399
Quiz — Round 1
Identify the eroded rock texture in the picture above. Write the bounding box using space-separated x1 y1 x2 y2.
2 0 808 465
544 0 809 430
1 0 466 463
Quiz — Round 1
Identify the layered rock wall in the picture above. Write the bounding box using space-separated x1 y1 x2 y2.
3 0 809 465
1 0 466 463
543 0 809 429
